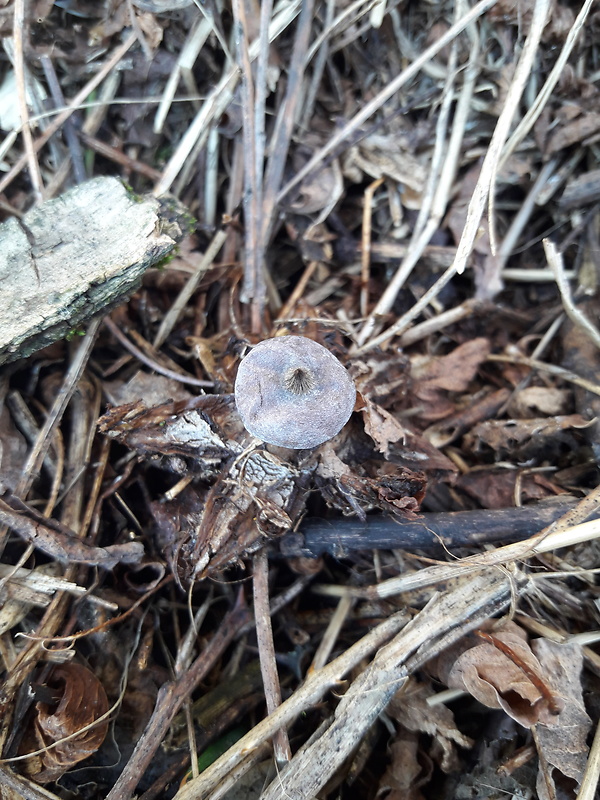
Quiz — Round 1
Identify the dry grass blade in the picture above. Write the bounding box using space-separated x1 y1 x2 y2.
0 319 101 558
277 0 498 206
357 4 477 345
356 0 552 354
13 0 43 201
0 32 137 197
487 353 600 397
152 229 228 349
494 158 560 275
484 0 552 258
360 177 384 317
153 17 211 135
172 609 411 800
232 0 263 331
252 549 291 764
261 0 315 244
39 55 86 186
309 594 353 672
544 238 600 350
154 1 302 197
500 0 597 170
575 714 600 800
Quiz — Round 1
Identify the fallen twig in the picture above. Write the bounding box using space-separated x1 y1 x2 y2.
0 494 144 568
279 498 590 558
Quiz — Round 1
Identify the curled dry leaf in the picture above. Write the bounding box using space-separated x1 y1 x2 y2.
423 388 512 449
25 663 109 783
434 622 563 728
411 338 491 392
286 161 342 215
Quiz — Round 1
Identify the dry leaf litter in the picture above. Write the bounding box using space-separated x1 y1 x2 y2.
0 1 599 800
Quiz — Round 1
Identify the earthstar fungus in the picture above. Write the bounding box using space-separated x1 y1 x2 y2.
234 335 356 449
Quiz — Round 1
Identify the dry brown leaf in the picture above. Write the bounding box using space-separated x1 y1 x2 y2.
463 414 594 459
316 441 353 480
488 0 574 40
286 138 343 215
343 135 426 199
287 163 342 215
435 622 563 727
387 681 473 772
456 469 563 509
27 663 109 783
376 732 428 800
136 10 164 49
410 339 491 422
544 2 576 40
546 111 600 154
488 0 536 26
411 338 491 392
508 386 571 417
89 1 131 42
423 388 511 449
531 640 591 800
362 399 407 454
32 0 56 19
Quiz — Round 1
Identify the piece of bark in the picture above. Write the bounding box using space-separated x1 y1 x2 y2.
0 176 189 365
559 169 600 210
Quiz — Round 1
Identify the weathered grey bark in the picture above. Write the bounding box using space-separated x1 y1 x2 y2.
0 176 190 365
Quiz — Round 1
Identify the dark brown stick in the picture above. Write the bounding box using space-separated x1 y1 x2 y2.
78 131 162 182
279 499 591 558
